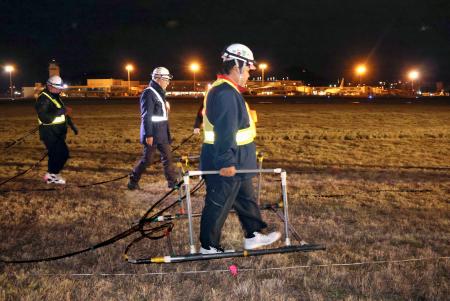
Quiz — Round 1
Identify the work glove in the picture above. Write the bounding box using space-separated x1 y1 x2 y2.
70 123 79 135
67 116 78 135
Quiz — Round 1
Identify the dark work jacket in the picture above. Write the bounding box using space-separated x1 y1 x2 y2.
139 80 172 145
200 78 257 179
35 88 67 142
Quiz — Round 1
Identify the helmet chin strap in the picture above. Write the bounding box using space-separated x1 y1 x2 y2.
234 59 245 85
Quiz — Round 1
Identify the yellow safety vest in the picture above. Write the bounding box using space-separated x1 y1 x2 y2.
203 78 256 145
37 91 66 125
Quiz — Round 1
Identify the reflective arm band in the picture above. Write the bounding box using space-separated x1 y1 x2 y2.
151 116 168 122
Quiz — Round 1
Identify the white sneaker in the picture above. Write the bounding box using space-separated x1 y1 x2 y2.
244 231 281 250
44 173 66 185
200 246 224 254
54 174 66 184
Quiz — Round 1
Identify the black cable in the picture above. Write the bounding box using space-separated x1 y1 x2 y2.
0 174 129 194
3 126 39 150
172 133 195 152
0 133 196 193
0 153 48 187
0 178 205 264
0 183 182 264
293 189 435 199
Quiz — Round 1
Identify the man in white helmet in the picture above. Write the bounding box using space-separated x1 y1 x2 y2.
199 43 281 254
35 75 77 184
128 67 179 190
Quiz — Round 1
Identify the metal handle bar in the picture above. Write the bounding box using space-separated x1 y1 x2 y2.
187 168 283 177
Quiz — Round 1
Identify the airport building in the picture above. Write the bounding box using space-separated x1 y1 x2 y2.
20 62 448 98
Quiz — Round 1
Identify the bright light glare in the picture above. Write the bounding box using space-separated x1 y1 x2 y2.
355 64 367 75
125 64 134 71
259 63 268 70
190 63 200 72
4 65 14 73
408 70 419 80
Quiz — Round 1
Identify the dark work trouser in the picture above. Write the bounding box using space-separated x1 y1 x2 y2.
200 175 267 249
130 143 178 186
42 136 69 174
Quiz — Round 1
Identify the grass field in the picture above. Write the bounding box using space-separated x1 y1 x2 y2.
0 99 449 300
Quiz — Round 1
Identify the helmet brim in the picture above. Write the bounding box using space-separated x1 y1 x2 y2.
47 83 66 89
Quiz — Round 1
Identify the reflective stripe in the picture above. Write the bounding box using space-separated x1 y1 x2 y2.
146 86 167 122
236 128 255 144
204 131 215 142
203 78 256 146
204 128 254 145
37 91 66 125
41 92 62 108
151 116 168 122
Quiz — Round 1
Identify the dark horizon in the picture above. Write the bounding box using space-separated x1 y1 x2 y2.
1 0 449 88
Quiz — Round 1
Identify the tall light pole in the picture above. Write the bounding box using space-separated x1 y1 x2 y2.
408 70 419 93
190 62 200 93
259 63 267 86
4 65 14 100
125 64 133 95
355 64 367 86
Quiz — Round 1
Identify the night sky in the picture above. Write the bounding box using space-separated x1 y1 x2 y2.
1 0 449 88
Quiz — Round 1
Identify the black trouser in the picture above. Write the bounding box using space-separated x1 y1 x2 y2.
42 136 69 174
130 143 178 186
200 175 267 249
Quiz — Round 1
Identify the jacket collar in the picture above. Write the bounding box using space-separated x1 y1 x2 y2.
150 80 166 97
217 74 247 93
43 88 61 98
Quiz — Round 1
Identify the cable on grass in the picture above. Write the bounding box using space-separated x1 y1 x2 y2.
22 256 450 277
0 174 130 194
293 188 435 199
0 178 204 264
3 126 39 150
262 161 450 171
0 133 196 194
0 152 48 188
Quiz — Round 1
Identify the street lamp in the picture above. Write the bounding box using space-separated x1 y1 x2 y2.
408 70 419 93
355 64 367 86
125 64 133 95
259 63 267 86
4 65 14 100
190 63 200 92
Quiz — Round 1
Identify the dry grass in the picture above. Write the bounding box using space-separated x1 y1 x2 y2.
0 99 449 300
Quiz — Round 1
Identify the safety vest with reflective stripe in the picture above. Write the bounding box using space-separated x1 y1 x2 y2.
203 78 256 145
146 86 168 122
37 91 66 125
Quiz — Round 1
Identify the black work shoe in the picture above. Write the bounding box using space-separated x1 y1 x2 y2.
127 180 140 190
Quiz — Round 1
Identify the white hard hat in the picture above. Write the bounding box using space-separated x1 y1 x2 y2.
47 75 66 89
222 43 256 70
152 67 173 81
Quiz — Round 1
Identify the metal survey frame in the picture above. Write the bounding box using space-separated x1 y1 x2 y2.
184 168 290 254
128 168 326 264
